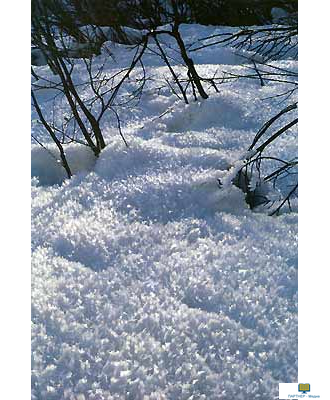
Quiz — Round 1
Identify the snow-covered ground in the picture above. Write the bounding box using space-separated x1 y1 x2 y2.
31 24 297 399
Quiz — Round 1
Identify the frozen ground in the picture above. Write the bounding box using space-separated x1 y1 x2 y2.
31 24 298 399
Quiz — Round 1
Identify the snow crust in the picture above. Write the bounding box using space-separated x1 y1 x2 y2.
31 23 297 399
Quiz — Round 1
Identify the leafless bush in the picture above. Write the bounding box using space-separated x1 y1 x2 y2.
32 0 298 202
233 101 298 214
31 2 146 178
195 20 298 214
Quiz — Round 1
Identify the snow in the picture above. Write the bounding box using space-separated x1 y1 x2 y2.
79 25 147 45
271 8 290 23
31 23 297 399
31 47 48 66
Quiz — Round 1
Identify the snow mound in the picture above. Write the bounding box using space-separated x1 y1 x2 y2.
31 144 96 185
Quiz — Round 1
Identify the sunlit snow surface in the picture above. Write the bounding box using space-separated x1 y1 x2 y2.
31 24 297 399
